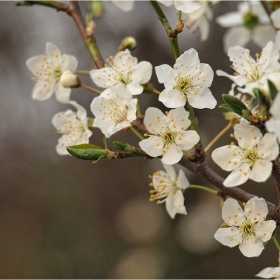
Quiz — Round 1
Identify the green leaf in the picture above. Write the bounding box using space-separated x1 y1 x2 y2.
219 104 229 110
253 88 269 108
268 79 278 101
67 144 106 161
222 94 249 116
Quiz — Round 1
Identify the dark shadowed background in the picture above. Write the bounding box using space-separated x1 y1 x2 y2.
0 1 278 278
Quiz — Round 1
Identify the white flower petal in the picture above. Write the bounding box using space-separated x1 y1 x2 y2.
143 107 167 135
32 80 55 101
163 163 176 181
26 55 50 76
244 197 268 223
167 107 190 130
257 133 279 161
165 191 187 219
212 145 243 171
271 8 280 29
159 89 186 108
234 123 262 149
155 64 177 90
69 100 87 121
256 267 280 278
187 87 217 109
112 0 134 12
46 42 62 66
60 54 78 72
52 109 75 133
177 130 200 151
239 235 264 257
55 82 71 104
222 27 251 54
216 69 247 87
259 41 280 73
223 163 251 187
176 169 189 190
131 61 152 84
162 144 183 165
266 119 280 141
193 63 214 87
90 68 115 88
222 198 245 226
216 11 243 28
174 0 200 13
255 220 276 242
249 160 273 182
214 227 242 248
252 25 276 49
174 49 200 76
139 136 163 157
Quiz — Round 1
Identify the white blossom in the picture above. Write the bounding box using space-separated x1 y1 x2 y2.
266 92 280 142
186 1 213 41
212 122 279 187
26 43 78 104
52 101 92 155
139 107 200 165
155 49 216 109
216 1 275 53
214 197 276 258
217 41 280 95
157 0 201 13
257 256 280 279
111 0 134 12
90 84 137 138
90 49 152 95
150 163 189 219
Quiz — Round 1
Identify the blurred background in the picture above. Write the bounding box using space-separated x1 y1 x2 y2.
0 1 279 278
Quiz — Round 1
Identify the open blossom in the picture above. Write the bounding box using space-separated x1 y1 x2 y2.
139 107 200 165
212 122 279 187
90 49 152 95
214 197 276 258
217 41 280 95
186 1 213 41
157 0 200 13
150 163 189 219
90 84 137 138
265 93 280 142
216 1 275 53
52 101 92 155
26 43 78 104
155 49 216 109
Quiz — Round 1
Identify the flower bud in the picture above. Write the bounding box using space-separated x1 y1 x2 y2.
89 0 105 18
118 36 137 51
60 71 80 88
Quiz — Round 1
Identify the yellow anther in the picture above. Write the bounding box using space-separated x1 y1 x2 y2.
230 133 234 137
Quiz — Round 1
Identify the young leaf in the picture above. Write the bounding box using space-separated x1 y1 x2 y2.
268 79 278 101
222 94 249 116
67 144 106 160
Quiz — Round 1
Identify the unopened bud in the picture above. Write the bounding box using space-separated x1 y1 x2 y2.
86 18 96 36
89 0 105 18
118 36 137 51
176 19 184 32
61 71 80 88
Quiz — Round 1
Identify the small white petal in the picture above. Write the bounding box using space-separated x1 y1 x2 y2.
252 25 276 49
165 191 187 219
163 163 176 181
131 61 152 84
216 11 243 28
177 130 200 151
60 54 78 72
55 82 71 104
139 137 163 157
256 267 280 278
176 169 189 190
257 133 279 161
159 89 186 108
249 160 273 182
245 197 268 223
271 8 280 29
187 87 217 109
223 163 251 187
239 235 264 257
214 227 242 248
155 64 177 90
162 144 183 165
222 198 245 226
46 42 62 66
143 107 167 135
255 220 276 242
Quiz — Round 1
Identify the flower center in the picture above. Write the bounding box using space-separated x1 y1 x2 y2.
240 220 255 238
52 66 62 81
175 75 193 96
242 148 260 166
108 101 128 125
162 131 177 146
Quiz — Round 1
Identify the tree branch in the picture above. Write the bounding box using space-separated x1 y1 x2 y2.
17 0 105 69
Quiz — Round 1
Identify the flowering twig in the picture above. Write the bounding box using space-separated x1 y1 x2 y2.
150 1 181 59
16 0 105 69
